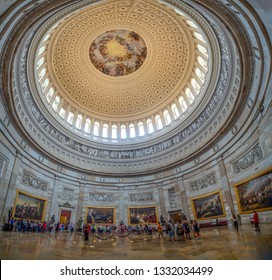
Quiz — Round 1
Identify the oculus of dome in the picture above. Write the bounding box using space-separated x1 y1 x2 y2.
89 30 147 77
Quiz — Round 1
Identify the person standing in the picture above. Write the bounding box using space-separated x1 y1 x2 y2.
237 214 242 230
84 224 90 241
253 211 260 232
157 222 163 239
232 215 239 231
193 220 201 240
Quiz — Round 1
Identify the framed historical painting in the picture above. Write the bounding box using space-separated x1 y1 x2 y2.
86 206 115 224
191 191 226 220
234 167 272 214
13 190 47 221
128 205 158 225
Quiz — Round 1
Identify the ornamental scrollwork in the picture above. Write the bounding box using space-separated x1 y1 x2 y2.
89 193 114 202
189 172 217 191
232 144 263 174
62 188 74 201
129 192 153 202
22 171 48 191
168 188 178 208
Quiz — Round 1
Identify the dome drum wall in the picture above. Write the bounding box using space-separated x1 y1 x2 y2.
0 0 271 177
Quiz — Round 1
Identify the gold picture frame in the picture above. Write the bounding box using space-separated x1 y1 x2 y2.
86 206 115 224
13 190 47 221
234 167 272 214
191 190 226 220
128 205 158 225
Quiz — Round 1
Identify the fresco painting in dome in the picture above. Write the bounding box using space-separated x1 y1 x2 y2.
89 30 147 77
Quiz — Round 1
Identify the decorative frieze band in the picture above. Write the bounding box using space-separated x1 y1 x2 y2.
189 172 216 191
129 192 153 202
89 193 114 202
232 144 263 174
168 188 178 208
22 171 48 191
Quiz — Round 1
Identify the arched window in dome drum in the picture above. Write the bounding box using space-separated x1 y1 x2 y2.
121 125 127 139
197 56 208 70
155 115 163 130
42 34 50 42
52 96 60 111
37 57 45 68
163 110 171 125
42 78 49 91
38 46 46 56
102 124 108 138
147 119 154 134
112 125 117 139
84 119 91 133
185 88 195 104
76 115 82 129
46 88 54 102
93 122 100 136
67 112 74 124
194 32 205 42
197 44 208 57
129 124 136 138
191 78 200 93
171 103 180 119
38 68 46 80
138 122 145 136
179 96 188 112
59 108 66 119
195 68 205 82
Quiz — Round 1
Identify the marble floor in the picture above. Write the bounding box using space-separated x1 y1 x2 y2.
0 225 271 260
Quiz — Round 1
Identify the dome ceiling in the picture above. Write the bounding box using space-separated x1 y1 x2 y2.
46 0 196 121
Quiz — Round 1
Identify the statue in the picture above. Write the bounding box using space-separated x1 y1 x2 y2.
8 207 13 223
51 214 55 223
160 215 166 225
78 217 83 232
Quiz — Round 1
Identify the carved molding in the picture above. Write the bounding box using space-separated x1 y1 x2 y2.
22 170 48 191
129 192 153 202
232 144 263 174
89 193 114 202
59 202 74 208
62 188 74 201
189 172 217 191
168 188 178 208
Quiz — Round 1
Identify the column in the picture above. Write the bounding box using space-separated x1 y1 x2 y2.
217 156 234 228
177 177 191 220
158 185 167 221
75 182 85 225
0 151 23 223
118 187 124 225
48 175 61 221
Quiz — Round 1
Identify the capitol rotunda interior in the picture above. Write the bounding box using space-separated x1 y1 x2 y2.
0 0 271 260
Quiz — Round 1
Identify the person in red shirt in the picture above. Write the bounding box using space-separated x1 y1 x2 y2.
84 224 91 241
253 211 260 232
